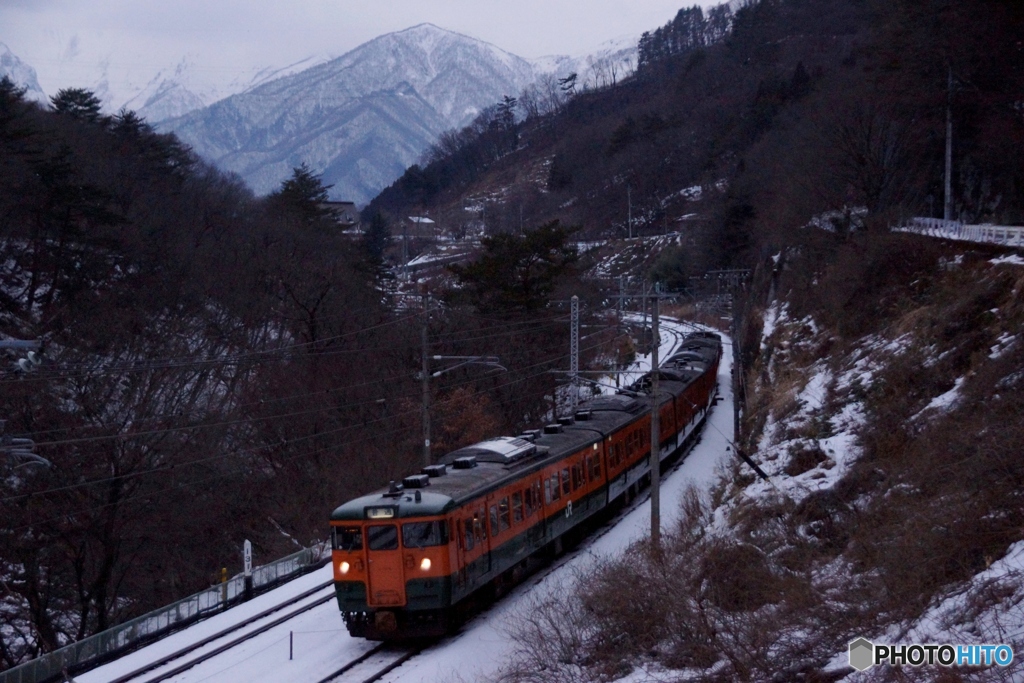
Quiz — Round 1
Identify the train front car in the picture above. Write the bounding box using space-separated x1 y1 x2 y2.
330 477 458 640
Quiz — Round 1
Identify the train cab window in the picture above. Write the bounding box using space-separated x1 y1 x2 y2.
562 468 571 496
402 520 448 548
489 505 499 536
512 492 523 523
463 519 475 551
332 526 363 551
367 524 398 551
498 498 511 532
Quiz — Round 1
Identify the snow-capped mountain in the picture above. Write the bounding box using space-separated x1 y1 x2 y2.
532 34 640 89
0 43 48 104
118 55 332 123
160 24 538 205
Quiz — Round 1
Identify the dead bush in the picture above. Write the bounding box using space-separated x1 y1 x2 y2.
785 442 828 476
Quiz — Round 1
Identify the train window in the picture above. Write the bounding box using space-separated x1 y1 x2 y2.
524 487 534 516
551 473 561 500
512 492 523 523
464 519 475 551
332 526 363 551
474 514 486 543
562 468 571 495
367 524 398 551
572 464 583 490
402 521 448 548
489 505 499 536
498 498 511 531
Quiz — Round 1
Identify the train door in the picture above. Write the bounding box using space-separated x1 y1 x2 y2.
365 523 406 607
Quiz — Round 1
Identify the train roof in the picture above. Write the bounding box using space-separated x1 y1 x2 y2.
330 335 720 522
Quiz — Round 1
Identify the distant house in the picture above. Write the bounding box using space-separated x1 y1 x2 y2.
318 201 359 228
406 216 437 238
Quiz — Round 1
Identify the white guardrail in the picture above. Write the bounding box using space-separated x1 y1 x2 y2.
896 217 1024 247
0 543 331 683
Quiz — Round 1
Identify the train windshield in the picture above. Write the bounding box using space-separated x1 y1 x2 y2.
367 524 399 551
402 520 448 548
332 526 363 551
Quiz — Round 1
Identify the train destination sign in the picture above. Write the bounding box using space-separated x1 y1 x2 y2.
365 506 397 519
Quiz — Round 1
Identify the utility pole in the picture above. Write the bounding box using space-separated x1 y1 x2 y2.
402 222 409 280
421 347 505 467
649 294 661 549
641 282 648 355
627 186 633 239
944 66 954 222
421 292 431 467
570 295 579 414
617 276 624 329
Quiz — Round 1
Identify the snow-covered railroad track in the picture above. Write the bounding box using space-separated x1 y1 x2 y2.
107 581 335 683
314 644 422 683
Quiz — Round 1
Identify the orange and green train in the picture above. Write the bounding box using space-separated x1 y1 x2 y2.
330 331 722 639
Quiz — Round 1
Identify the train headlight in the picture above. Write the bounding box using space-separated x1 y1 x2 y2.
339 561 350 575
420 558 431 571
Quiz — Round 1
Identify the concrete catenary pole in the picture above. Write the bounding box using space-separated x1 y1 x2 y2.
570 295 579 414
650 294 661 548
421 292 431 467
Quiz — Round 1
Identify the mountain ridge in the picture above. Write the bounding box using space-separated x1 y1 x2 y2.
159 23 541 205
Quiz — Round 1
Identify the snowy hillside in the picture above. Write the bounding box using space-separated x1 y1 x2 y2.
532 34 639 90
160 24 539 205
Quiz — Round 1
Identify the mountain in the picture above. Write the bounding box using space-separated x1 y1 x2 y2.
533 34 640 90
0 43 47 104
159 24 538 205
118 55 332 123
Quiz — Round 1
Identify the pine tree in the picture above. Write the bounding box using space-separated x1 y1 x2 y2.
269 163 334 226
447 220 578 315
361 212 392 268
50 88 104 124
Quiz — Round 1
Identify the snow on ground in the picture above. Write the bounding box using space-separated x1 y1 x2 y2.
372 319 735 683
80 319 734 683
76 565 372 683
915 376 965 418
990 331 1017 359
990 254 1024 267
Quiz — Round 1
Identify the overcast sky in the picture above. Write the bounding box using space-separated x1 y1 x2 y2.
1 0 721 103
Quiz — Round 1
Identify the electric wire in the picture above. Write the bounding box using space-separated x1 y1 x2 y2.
3 316 594 442
0 345 602 506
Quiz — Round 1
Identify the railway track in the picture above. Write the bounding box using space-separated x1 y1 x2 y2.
95 320 704 683
313 644 423 683
108 580 336 683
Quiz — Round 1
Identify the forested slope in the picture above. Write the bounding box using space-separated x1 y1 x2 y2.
0 84 416 665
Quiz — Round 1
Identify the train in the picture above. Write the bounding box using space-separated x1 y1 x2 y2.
329 329 722 640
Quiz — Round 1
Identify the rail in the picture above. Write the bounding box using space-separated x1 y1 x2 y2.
0 543 331 683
